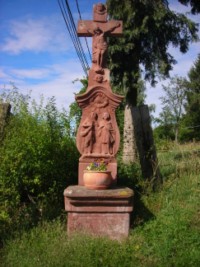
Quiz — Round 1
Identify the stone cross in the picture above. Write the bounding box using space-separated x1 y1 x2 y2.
76 3 123 185
77 3 122 72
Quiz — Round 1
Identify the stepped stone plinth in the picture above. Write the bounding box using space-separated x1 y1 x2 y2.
64 186 134 240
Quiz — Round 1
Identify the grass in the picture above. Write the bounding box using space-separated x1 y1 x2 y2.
1 142 200 267
157 141 200 180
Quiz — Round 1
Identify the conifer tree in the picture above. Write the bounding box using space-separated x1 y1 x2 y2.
181 55 200 140
106 0 199 162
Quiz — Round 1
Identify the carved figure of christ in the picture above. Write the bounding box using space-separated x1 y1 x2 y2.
77 5 122 70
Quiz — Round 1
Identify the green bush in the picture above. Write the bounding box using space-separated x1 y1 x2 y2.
153 125 175 142
0 88 79 242
117 161 142 189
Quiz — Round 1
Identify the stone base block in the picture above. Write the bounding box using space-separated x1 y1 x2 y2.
64 186 134 240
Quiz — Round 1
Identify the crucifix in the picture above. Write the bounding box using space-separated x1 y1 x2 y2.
77 3 123 72
75 3 124 186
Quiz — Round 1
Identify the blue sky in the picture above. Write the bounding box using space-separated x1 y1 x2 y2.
0 0 199 116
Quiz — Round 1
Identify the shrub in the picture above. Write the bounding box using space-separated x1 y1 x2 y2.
0 88 79 242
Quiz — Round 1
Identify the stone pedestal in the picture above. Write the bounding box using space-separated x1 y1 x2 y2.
64 186 134 240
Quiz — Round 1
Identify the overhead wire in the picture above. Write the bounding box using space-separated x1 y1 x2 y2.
58 0 88 76
64 0 90 68
75 0 92 61
57 0 90 77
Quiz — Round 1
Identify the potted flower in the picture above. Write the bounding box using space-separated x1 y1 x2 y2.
83 160 112 190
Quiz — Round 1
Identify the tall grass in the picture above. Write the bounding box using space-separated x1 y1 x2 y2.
2 142 200 267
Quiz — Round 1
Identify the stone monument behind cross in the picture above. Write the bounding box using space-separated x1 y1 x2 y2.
75 3 123 185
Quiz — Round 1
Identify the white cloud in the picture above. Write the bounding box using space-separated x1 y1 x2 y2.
11 68 52 79
26 62 84 109
0 16 70 54
0 68 11 80
0 60 85 111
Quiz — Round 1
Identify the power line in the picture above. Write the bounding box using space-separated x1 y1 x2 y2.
75 0 92 62
57 0 90 77
64 0 90 69
62 0 89 74
58 0 87 75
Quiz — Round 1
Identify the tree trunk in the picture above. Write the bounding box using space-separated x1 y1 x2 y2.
122 74 139 164
122 104 137 163
174 125 179 143
122 104 162 186
132 105 162 183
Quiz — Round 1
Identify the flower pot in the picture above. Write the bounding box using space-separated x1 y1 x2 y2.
83 170 112 190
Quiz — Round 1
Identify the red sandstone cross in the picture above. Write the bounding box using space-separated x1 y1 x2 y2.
77 3 122 71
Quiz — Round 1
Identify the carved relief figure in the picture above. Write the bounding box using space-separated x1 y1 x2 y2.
93 26 108 68
93 93 109 110
86 23 120 70
98 112 115 154
80 112 98 154
94 3 107 16
94 74 104 83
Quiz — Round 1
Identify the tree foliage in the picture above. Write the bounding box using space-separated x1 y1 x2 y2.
69 78 88 135
181 55 200 140
106 0 198 105
0 88 79 241
155 56 200 142
155 76 187 142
